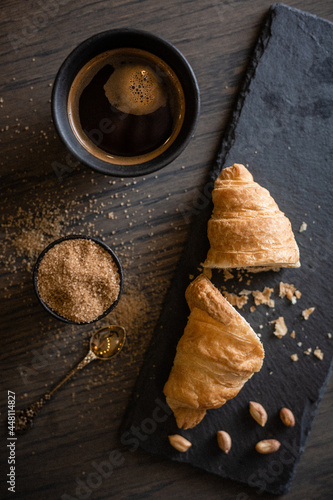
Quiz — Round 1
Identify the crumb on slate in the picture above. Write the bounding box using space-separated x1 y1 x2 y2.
271 316 288 339
302 307 315 320
299 221 307 232
252 287 275 307
313 347 324 360
222 291 248 309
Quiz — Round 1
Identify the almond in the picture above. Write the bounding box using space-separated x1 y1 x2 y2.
168 434 192 452
217 430 232 454
280 407 295 427
255 439 281 454
249 401 267 427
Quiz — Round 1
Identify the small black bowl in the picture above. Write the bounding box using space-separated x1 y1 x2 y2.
33 235 124 324
51 28 200 177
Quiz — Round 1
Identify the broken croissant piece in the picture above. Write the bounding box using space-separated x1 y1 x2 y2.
163 274 264 429
204 163 300 270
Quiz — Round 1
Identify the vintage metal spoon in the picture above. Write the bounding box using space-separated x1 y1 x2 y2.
15 325 126 433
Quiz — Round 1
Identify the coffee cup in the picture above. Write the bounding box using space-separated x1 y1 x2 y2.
52 29 200 177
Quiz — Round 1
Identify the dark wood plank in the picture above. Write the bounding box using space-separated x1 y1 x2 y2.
1 1 332 499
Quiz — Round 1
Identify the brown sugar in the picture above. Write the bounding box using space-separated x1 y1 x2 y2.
37 238 121 323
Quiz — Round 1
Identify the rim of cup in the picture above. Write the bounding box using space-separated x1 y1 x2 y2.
51 28 200 177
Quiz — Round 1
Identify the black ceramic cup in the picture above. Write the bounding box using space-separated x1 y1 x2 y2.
33 235 124 324
52 29 200 177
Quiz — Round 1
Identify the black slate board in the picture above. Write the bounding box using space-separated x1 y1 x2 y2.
120 3 333 495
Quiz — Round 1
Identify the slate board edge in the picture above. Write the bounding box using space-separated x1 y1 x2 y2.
120 3 333 495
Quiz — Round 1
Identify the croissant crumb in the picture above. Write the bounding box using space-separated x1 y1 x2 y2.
302 307 315 320
252 287 275 308
271 316 288 339
222 291 248 309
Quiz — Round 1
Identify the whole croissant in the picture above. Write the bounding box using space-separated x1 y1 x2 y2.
204 163 300 270
163 274 264 429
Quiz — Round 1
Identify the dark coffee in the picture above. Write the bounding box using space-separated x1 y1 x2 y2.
68 48 185 165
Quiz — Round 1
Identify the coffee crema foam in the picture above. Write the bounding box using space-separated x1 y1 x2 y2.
68 48 185 165
104 64 167 115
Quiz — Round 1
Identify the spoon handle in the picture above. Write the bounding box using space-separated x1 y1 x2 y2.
15 350 97 433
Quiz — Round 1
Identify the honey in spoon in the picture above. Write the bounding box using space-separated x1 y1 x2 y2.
15 325 126 433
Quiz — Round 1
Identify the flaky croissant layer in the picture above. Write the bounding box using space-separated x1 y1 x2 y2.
204 163 300 269
163 275 264 429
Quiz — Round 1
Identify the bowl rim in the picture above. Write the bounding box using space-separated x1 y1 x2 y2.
51 28 200 177
33 235 124 324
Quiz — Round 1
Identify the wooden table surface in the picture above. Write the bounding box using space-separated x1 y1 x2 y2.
1 1 332 499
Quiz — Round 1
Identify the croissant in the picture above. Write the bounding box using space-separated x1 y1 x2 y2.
204 163 300 270
163 274 264 429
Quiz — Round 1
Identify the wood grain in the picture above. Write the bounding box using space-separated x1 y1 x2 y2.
1 1 332 499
